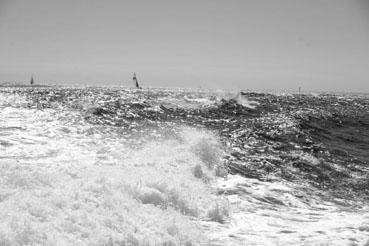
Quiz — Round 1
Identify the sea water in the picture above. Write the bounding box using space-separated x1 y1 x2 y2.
0 87 368 245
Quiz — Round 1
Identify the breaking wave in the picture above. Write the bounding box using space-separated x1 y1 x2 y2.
0 87 368 245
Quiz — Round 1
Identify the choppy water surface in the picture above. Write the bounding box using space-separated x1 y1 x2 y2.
0 86 369 245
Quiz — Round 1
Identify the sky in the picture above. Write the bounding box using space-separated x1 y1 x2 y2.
0 0 368 92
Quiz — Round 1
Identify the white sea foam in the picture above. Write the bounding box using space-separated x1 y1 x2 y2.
233 93 259 109
0 93 231 245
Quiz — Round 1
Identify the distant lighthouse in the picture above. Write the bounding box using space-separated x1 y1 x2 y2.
30 75 34 85
133 73 141 89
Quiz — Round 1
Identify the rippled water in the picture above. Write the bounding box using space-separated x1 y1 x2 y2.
0 86 368 245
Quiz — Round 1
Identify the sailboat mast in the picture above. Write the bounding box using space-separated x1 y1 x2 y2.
133 73 140 89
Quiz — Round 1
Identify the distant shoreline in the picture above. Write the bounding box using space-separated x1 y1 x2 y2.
0 82 51 88
0 82 368 96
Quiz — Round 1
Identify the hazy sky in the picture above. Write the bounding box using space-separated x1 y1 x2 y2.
0 0 368 92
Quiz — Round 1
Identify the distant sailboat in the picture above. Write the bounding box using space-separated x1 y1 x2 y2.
133 73 141 89
30 75 34 85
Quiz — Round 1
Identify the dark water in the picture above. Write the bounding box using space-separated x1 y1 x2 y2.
3 87 368 201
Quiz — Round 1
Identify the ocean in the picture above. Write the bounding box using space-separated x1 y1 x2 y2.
0 86 368 245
